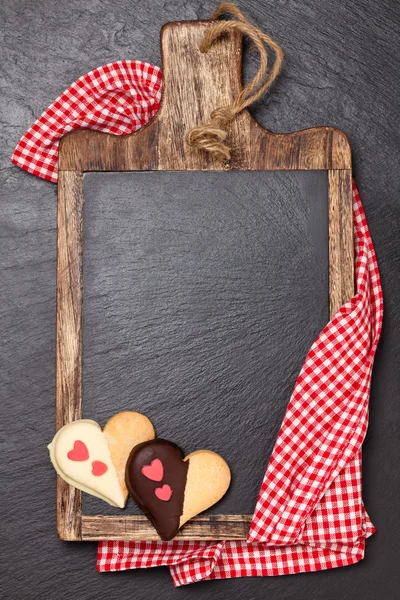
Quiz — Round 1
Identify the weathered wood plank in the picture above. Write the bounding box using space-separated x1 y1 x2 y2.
328 169 355 316
58 22 351 173
82 514 252 541
56 170 83 541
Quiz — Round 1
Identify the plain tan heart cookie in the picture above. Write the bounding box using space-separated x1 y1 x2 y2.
103 411 155 502
125 439 231 539
180 449 231 527
48 412 155 508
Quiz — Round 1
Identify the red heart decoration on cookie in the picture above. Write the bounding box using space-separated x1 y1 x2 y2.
67 440 89 462
92 460 108 476
155 484 172 502
141 458 164 482
126 439 231 540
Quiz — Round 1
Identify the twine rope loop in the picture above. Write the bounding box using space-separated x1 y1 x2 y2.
185 3 284 160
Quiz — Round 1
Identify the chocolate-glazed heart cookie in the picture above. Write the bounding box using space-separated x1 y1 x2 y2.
126 439 188 540
125 439 231 540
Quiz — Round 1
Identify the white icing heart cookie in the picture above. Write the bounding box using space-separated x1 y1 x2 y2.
48 412 155 508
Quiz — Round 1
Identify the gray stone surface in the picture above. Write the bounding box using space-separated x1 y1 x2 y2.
1 1 399 599
82 170 328 517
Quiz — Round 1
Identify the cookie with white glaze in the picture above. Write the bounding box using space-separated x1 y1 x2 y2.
48 412 155 508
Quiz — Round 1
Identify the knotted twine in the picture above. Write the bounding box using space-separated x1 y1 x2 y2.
185 3 284 160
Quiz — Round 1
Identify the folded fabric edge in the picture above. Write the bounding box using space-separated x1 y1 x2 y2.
170 547 367 586
10 60 162 184
96 539 368 587
10 154 58 183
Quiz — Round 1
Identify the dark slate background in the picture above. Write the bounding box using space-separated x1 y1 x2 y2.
1 1 399 598
82 170 329 517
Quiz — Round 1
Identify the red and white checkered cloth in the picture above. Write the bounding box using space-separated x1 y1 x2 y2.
12 61 161 182
12 61 383 587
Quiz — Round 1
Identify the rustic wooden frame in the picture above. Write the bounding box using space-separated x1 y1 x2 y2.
56 20 354 541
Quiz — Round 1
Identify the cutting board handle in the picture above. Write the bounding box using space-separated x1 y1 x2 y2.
156 20 256 168
157 21 243 137
59 19 351 172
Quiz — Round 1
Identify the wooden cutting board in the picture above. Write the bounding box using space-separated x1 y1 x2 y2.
56 19 354 541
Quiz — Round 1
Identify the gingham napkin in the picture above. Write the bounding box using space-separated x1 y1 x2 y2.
12 61 161 182
12 61 383 587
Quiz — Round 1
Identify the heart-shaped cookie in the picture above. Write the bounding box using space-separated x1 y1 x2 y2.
48 412 155 508
125 439 231 540
103 411 155 501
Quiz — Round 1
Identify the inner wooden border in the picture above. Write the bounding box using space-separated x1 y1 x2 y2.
55 20 354 541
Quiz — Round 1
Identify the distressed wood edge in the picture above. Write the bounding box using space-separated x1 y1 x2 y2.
328 169 355 316
56 478 82 541
81 514 253 541
57 20 352 172
246 119 352 170
157 19 242 123
56 170 84 541
58 125 352 172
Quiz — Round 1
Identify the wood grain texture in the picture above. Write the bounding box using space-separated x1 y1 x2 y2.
328 169 355 315
56 19 354 541
82 515 252 541
56 170 83 540
58 22 352 172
